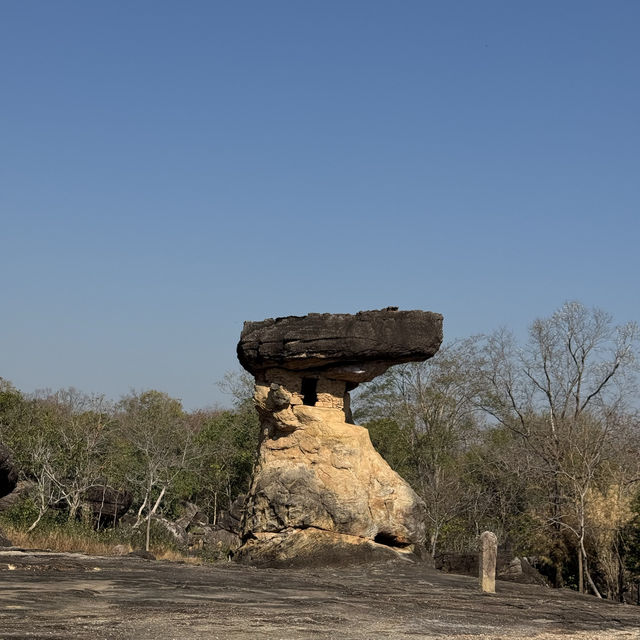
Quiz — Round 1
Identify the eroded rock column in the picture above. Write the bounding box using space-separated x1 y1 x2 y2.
235 308 443 566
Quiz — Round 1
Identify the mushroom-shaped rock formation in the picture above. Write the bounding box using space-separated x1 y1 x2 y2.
235 308 443 566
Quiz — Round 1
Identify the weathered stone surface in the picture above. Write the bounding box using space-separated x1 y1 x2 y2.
3 550 639 639
154 516 190 546
0 445 18 499
237 308 440 564
112 544 130 556
237 308 443 383
216 494 245 533
479 531 498 593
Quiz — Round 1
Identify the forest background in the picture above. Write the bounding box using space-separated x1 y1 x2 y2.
1 301 640 603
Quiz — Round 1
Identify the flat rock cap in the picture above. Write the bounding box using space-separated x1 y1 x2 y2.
237 308 443 382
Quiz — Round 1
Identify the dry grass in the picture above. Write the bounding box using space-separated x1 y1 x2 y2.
4 525 132 556
153 549 203 564
3 525 204 563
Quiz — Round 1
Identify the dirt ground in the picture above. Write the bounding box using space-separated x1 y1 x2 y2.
1 548 639 640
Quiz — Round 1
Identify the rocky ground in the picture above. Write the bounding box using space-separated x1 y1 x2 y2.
1 549 639 639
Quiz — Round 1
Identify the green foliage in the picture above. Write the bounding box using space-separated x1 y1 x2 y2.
0 496 42 529
192 402 259 517
365 418 414 481
128 519 180 551
0 378 24 423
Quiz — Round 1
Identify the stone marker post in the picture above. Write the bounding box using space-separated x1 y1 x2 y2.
479 531 498 593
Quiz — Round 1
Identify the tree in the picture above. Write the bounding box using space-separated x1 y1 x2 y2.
116 390 195 551
1 387 112 530
191 405 258 523
354 342 481 557
472 301 639 595
36 389 113 521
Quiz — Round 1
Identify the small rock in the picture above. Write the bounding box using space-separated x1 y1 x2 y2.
0 528 12 547
128 550 156 560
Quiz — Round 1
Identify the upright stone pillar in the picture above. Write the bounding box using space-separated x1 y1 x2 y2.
479 531 498 593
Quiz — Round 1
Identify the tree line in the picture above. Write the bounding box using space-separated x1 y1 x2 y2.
1 301 640 600
0 378 258 551
354 301 640 599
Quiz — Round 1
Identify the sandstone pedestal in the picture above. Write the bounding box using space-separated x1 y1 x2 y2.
235 309 443 566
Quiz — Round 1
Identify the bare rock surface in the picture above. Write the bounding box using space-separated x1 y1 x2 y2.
0 549 638 639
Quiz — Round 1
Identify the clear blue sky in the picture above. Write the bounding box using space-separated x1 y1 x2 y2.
2 1 639 409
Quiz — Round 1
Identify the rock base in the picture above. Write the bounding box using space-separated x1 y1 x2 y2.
235 528 418 568
237 401 427 565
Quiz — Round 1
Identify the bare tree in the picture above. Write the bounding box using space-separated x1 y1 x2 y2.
38 389 113 521
355 342 481 557
1 388 112 530
472 302 639 595
117 390 195 552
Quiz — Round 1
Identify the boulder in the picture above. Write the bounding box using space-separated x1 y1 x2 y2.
0 480 34 513
243 403 426 548
83 486 132 524
0 528 12 547
216 494 245 533
236 308 442 565
498 556 549 587
175 502 200 530
112 544 130 556
203 528 242 553
185 498 245 556
435 552 549 587
0 445 18 499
